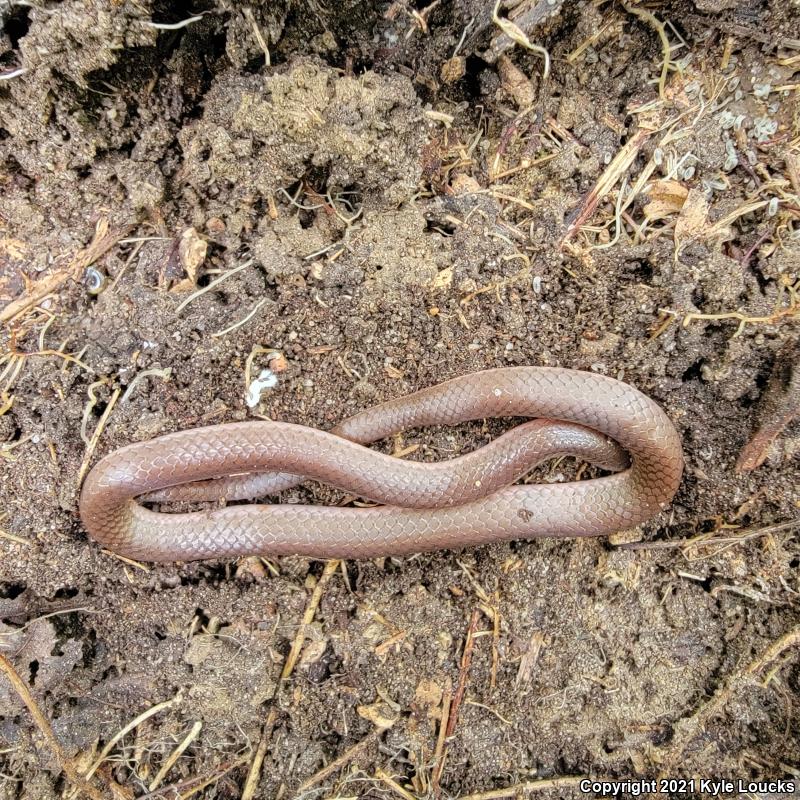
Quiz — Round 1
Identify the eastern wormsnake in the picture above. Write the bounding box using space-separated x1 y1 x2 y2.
79 367 683 562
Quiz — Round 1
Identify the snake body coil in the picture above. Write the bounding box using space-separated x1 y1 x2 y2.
79 367 683 562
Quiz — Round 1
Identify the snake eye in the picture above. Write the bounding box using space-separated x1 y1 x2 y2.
85 266 107 295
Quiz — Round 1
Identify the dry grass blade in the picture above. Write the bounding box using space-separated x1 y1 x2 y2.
560 129 651 246
80 694 181 782
147 720 202 792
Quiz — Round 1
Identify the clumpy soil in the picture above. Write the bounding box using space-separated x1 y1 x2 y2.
1 1 799 798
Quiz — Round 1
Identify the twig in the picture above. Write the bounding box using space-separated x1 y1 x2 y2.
669 276 800 338
739 226 773 268
0 528 32 546
432 611 481 796
81 380 110 445
0 654 105 800
281 559 340 680
464 700 511 725
448 609 481 739
179 757 249 798
431 678 452 794
13 349 94 374
489 592 500 690
120 367 172 404
37 313 56 351
491 2 549 79
1 218 133 324
567 21 615 63
0 67 27 80
457 776 585 799
407 0 440 37
108 240 144 293
487 0 558 69
241 709 278 800
294 729 381 795
100 550 151 572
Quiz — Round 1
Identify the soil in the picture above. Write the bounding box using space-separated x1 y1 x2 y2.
1 1 799 798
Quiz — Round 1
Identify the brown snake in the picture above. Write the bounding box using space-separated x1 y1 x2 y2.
79 367 683 562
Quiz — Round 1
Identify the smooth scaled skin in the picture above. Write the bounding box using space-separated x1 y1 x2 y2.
79 367 684 562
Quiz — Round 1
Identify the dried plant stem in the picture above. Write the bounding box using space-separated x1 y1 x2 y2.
0 655 106 800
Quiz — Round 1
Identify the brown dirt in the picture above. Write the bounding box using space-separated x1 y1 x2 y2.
1 1 799 798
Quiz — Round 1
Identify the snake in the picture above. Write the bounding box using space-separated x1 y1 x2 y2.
79 367 683 562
